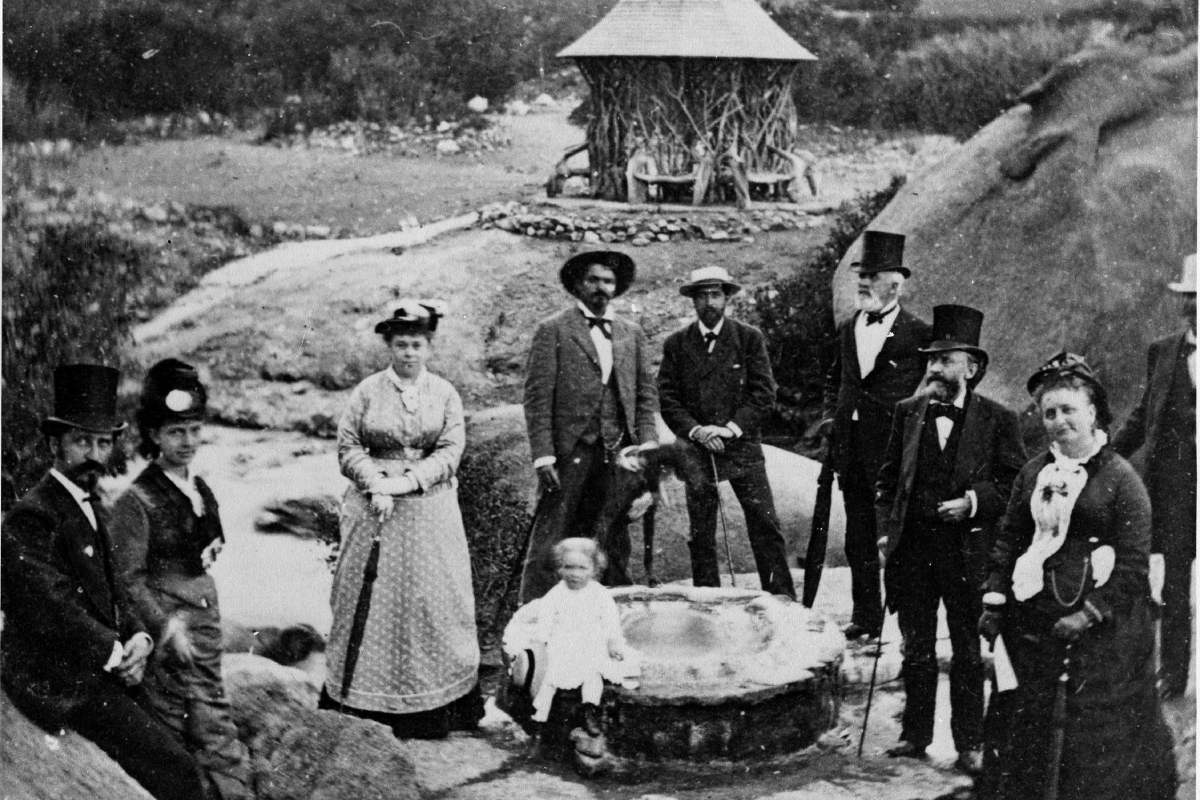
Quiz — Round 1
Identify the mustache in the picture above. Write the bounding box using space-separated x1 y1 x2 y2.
67 459 107 478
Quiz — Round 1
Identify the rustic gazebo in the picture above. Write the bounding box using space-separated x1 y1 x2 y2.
558 0 816 204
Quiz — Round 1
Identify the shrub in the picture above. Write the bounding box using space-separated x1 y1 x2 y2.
751 175 906 444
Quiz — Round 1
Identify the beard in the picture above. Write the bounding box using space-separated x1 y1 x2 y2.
698 307 723 328
926 374 962 402
65 459 106 492
855 291 884 313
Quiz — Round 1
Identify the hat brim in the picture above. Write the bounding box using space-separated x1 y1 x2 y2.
561 251 636 297
41 416 128 436
919 341 988 361
679 280 741 297
851 262 911 278
512 641 548 698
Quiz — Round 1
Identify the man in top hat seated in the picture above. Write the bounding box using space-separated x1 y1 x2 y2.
819 230 931 639
1112 253 1197 699
657 266 795 598
874 306 1026 774
1 364 206 800
520 250 659 602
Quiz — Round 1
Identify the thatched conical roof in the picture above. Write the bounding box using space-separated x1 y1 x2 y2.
558 0 816 61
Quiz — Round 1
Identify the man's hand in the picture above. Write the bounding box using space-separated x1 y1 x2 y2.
627 491 654 521
200 539 223 570
536 464 561 493
115 634 154 686
1052 610 1094 642
937 496 972 523
978 609 1003 645
370 493 395 522
692 425 731 453
158 615 194 667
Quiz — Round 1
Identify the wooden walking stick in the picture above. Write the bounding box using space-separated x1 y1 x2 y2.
857 620 886 758
1043 645 1072 800
708 452 737 587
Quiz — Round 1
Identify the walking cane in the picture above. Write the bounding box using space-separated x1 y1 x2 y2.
857 617 886 758
708 452 737 587
1043 645 1072 800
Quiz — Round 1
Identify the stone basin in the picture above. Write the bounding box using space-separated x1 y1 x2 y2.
502 585 844 760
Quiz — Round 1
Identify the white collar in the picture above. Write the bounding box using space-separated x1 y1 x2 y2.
387 365 426 390
698 317 725 338
1049 429 1108 467
49 468 90 502
576 300 614 321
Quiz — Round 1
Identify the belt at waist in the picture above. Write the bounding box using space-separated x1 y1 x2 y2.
370 447 429 460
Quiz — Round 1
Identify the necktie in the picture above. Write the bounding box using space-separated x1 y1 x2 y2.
586 316 612 340
703 331 718 351
865 310 887 326
930 403 962 423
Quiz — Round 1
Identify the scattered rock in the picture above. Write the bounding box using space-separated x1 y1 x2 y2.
467 96 489 114
437 139 463 156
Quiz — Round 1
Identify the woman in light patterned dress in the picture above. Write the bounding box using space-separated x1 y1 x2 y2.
319 300 482 738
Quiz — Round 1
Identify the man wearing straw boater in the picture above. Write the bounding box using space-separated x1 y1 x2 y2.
819 230 931 639
520 249 659 602
657 266 795 598
874 305 1026 774
1112 253 1197 700
1 364 206 800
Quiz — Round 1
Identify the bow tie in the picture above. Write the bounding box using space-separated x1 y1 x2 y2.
930 403 962 422
585 315 612 340
865 309 890 326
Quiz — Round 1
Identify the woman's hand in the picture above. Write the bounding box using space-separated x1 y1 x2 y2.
370 493 396 521
1052 610 1094 641
373 476 419 496
608 643 626 660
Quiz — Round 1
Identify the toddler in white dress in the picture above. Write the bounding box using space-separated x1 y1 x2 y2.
531 537 628 735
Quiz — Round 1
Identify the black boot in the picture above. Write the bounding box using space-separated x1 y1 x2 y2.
581 703 603 736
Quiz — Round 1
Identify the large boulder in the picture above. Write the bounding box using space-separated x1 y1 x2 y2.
0 690 153 799
834 42 1197 422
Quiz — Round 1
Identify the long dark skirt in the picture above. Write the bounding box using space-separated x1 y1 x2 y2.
979 599 1176 800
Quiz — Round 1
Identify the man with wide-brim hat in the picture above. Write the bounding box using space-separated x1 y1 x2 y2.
2 364 206 800
819 230 931 640
658 266 795 597
1112 253 1197 699
874 305 1026 774
521 249 658 602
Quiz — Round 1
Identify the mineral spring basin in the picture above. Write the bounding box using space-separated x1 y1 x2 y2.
503 585 845 760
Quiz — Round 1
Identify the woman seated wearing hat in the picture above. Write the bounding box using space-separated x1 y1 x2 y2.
976 352 1176 800
110 359 254 800
319 300 482 738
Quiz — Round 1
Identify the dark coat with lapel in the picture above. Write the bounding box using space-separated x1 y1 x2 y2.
524 305 658 461
658 317 774 462
1 474 146 724
823 308 931 476
1111 331 1196 556
875 391 1026 585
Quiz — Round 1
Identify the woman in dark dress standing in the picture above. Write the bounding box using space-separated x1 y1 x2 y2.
977 352 1176 800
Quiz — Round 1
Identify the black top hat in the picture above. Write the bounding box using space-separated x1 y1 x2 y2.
1026 351 1112 428
41 364 127 435
560 250 636 297
374 300 444 336
138 358 207 429
851 230 909 277
919 305 988 364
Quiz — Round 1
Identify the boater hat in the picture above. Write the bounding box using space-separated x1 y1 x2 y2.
510 641 548 699
1168 253 1197 294
679 266 741 297
138 358 207 430
41 364 127 435
560 250 636 297
374 299 444 336
851 230 910 278
919 305 988 366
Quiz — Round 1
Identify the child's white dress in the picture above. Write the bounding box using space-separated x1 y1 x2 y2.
531 579 627 721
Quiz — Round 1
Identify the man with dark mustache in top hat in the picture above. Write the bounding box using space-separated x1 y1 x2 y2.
1 364 206 800
819 230 931 639
520 250 659 602
1112 253 1197 700
874 306 1026 775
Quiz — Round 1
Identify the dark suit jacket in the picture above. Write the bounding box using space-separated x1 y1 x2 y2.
658 317 775 462
823 307 931 476
524 305 658 462
1 474 146 724
1111 331 1195 555
875 392 1026 582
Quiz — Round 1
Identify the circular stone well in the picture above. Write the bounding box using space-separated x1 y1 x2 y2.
502 585 844 760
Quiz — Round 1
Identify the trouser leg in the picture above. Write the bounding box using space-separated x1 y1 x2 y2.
938 541 984 751
894 549 939 748
841 464 883 631
730 460 795 599
683 464 721 587
519 443 605 603
68 684 207 800
1159 554 1194 694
